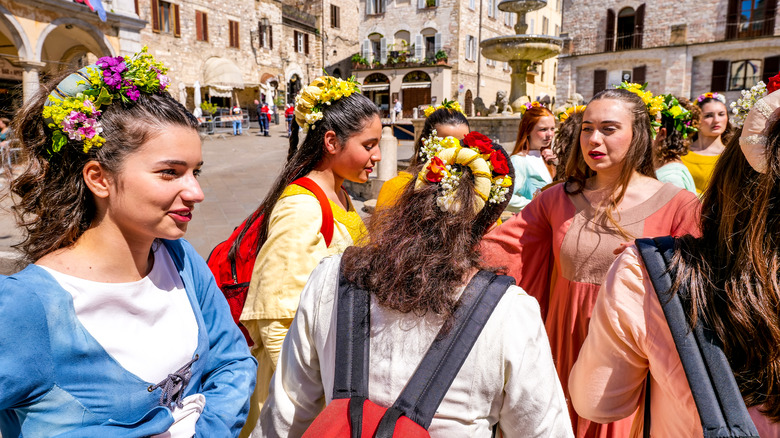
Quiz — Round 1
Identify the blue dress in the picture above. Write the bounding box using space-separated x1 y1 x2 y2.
0 239 257 438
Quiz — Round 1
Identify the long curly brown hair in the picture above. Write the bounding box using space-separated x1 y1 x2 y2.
341 144 514 322
6 73 198 263
671 121 780 420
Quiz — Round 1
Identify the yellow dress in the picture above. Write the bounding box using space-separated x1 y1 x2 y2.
375 171 414 211
239 184 366 437
680 151 720 195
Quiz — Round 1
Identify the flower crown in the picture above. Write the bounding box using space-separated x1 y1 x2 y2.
42 47 169 156
416 130 512 213
556 105 586 122
659 95 697 139
616 82 664 137
697 92 726 105
294 76 361 131
423 98 464 118
518 101 543 115
730 81 767 128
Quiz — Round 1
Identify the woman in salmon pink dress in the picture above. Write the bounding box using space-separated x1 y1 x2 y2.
481 87 701 438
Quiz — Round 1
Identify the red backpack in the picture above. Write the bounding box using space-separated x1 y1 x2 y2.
302 269 512 437
207 177 334 345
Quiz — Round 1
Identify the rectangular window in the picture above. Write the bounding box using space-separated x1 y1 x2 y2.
295 31 303 53
728 0 777 39
195 10 208 41
259 19 272 49
487 0 493 17
228 20 239 48
555 24 559 37
331 5 340 28
371 0 386 14
469 0 475 10
151 1 179 36
542 16 549 35
466 35 475 61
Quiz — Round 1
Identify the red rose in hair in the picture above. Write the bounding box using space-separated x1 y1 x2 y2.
463 131 493 155
489 150 510 175
425 156 446 183
768 73 780 94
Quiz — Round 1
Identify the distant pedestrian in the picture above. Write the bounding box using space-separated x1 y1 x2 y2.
285 104 294 137
259 102 270 136
393 98 402 119
232 103 243 135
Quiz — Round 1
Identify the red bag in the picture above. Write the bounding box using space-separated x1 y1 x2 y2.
302 270 512 437
206 177 334 345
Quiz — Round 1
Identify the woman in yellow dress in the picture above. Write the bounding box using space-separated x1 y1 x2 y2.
239 76 382 436
375 100 469 209
681 92 731 194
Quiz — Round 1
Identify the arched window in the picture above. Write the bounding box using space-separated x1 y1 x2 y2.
616 8 635 50
606 4 644 52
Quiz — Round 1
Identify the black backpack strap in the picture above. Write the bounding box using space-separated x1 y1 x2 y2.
636 237 759 438
333 265 371 438
374 270 513 436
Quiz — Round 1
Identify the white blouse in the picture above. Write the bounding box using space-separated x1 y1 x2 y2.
258 254 573 438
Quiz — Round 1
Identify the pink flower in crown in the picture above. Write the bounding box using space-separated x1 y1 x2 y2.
157 73 170 90
126 85 140 101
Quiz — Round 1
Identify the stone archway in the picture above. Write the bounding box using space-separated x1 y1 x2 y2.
35 17 115 64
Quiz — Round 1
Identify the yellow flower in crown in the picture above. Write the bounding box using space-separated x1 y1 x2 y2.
616 81 664 135
424 98 465 118
294 75 361 131
557 105 586 122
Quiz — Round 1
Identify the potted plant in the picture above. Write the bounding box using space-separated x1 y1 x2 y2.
426 0 436 7
435 49 448 65
200 101 218 116
351 53 365 69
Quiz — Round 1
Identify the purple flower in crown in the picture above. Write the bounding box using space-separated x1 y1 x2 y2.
126 85 140 101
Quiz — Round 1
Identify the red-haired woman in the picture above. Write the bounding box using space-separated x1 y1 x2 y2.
506 103 556 211
482 88 701 438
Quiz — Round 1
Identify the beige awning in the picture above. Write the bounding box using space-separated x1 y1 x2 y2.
203 57 245 89
401 82 431 89
361 84 390 91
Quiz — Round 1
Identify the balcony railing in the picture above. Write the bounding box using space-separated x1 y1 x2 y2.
564 16 777 57
282 4 317 30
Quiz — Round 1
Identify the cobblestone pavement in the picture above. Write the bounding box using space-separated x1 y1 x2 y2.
0 121 414 275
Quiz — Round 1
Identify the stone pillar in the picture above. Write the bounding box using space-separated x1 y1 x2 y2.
19 61 46 103
377 126 397 181
508 59 531 111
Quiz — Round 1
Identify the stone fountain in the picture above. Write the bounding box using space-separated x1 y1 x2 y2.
480 0 562 112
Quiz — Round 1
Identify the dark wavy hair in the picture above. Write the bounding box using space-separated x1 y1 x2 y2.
7 73 198 263
512 105 554 156
670 121 780 421
564 88 656 237
409 108 469 166
341 143 514 325
553 110 583 181
237 91 379 257
655 97 695 165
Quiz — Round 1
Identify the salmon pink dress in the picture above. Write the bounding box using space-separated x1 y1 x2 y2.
481 182 701 438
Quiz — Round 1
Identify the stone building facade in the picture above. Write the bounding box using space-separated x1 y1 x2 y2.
353 0 562 117
0 0 144 115
556 0 780 104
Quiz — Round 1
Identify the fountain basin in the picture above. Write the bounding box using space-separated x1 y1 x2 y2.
497 0 546 13
480 35 563 62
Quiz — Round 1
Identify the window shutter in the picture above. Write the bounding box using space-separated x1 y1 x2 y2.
173 4 180 37
763 56 780 83
195 11 202 40
269 24 273 49
304 33 309 55
362 39 371 60
415 34 424 59
632 65 646 85
367 0 375 15
134 0 139 15
633 4 645 49
417 0 425 9
604 9 615 52
234 22 240 48
434 33 442 53
711 60 729 92
150 0 160 32
203 13 208 41
380 37 387 63
593 69 607 95
726 0 738 39
765 0 778 36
